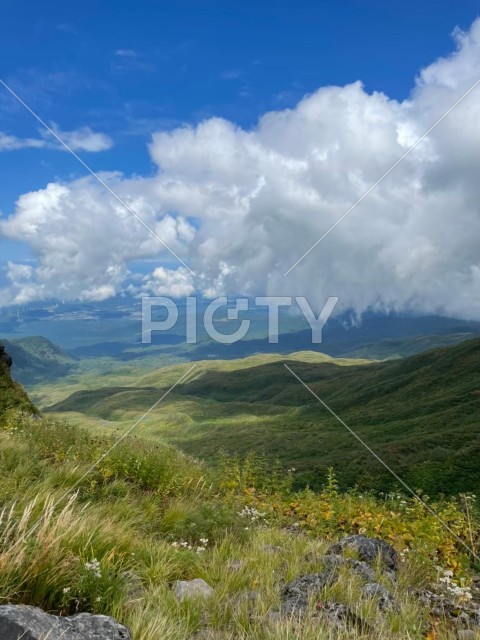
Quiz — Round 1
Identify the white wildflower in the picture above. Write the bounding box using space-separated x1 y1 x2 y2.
85 559 101 579
238 506 266 523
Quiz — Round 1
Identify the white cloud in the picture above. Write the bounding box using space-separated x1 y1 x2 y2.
142 266 195 297
219 70 242 80
1 19 480 318
0 177 195 304
45 125 114 152
115 49 138 58
0 132 45 151
112 50 155 73
0 126 113 153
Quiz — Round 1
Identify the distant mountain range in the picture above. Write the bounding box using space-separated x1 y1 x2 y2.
3 311 480 386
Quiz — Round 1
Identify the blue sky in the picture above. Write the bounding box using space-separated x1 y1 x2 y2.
1 0 478 214
1 0 479 318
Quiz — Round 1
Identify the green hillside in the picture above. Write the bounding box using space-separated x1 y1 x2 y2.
3 336 77 385
337 331 480 359
2 341 480 639
0 342 37 420
45 338 480 496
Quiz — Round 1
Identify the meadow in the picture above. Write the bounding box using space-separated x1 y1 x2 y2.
1 408 480 639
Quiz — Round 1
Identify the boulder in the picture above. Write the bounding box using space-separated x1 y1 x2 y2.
362 582 398 611
0 604 130 640
416 589 480 628
281 572 336 614
173 578 214 601
320 553 377 582
326 535 398 571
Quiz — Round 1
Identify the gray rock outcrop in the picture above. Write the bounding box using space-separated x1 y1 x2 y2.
173 578 214 601
362 582 398 611
326 534 398 571
0 604 131 640
281 572 336 614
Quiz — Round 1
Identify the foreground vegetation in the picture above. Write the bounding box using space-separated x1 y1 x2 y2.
1 406 480 639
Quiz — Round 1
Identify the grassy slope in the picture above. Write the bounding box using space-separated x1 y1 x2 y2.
0 348 37 419
338 331 479 359
3 336 76 385
31 350 370 407
43 338 480 496
1 411 479 640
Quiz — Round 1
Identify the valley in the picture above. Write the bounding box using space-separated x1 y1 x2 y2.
10 332 478 497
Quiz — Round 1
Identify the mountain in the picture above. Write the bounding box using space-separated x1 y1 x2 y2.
45 338 480 496
2 336 77 385
2 307 479 366
184 314 480 362
0 343 37 420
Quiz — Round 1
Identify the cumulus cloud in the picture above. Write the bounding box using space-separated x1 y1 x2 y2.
0 176 195 304
1 19 480 318
141 267 196 297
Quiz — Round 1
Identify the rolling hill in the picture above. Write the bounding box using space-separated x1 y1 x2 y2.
45 338 480 496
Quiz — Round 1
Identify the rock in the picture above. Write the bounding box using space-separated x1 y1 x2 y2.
281 572 336 614
416 589 480 628
457 631 477 639
0 604 131 640
320 554 377 582
173 578 214 601
276 572 372 633
362 582 398 611
0 344 12 370
327 535 398 571
315 601 371 633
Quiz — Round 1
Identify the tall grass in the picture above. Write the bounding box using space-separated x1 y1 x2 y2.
0 412 478 638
